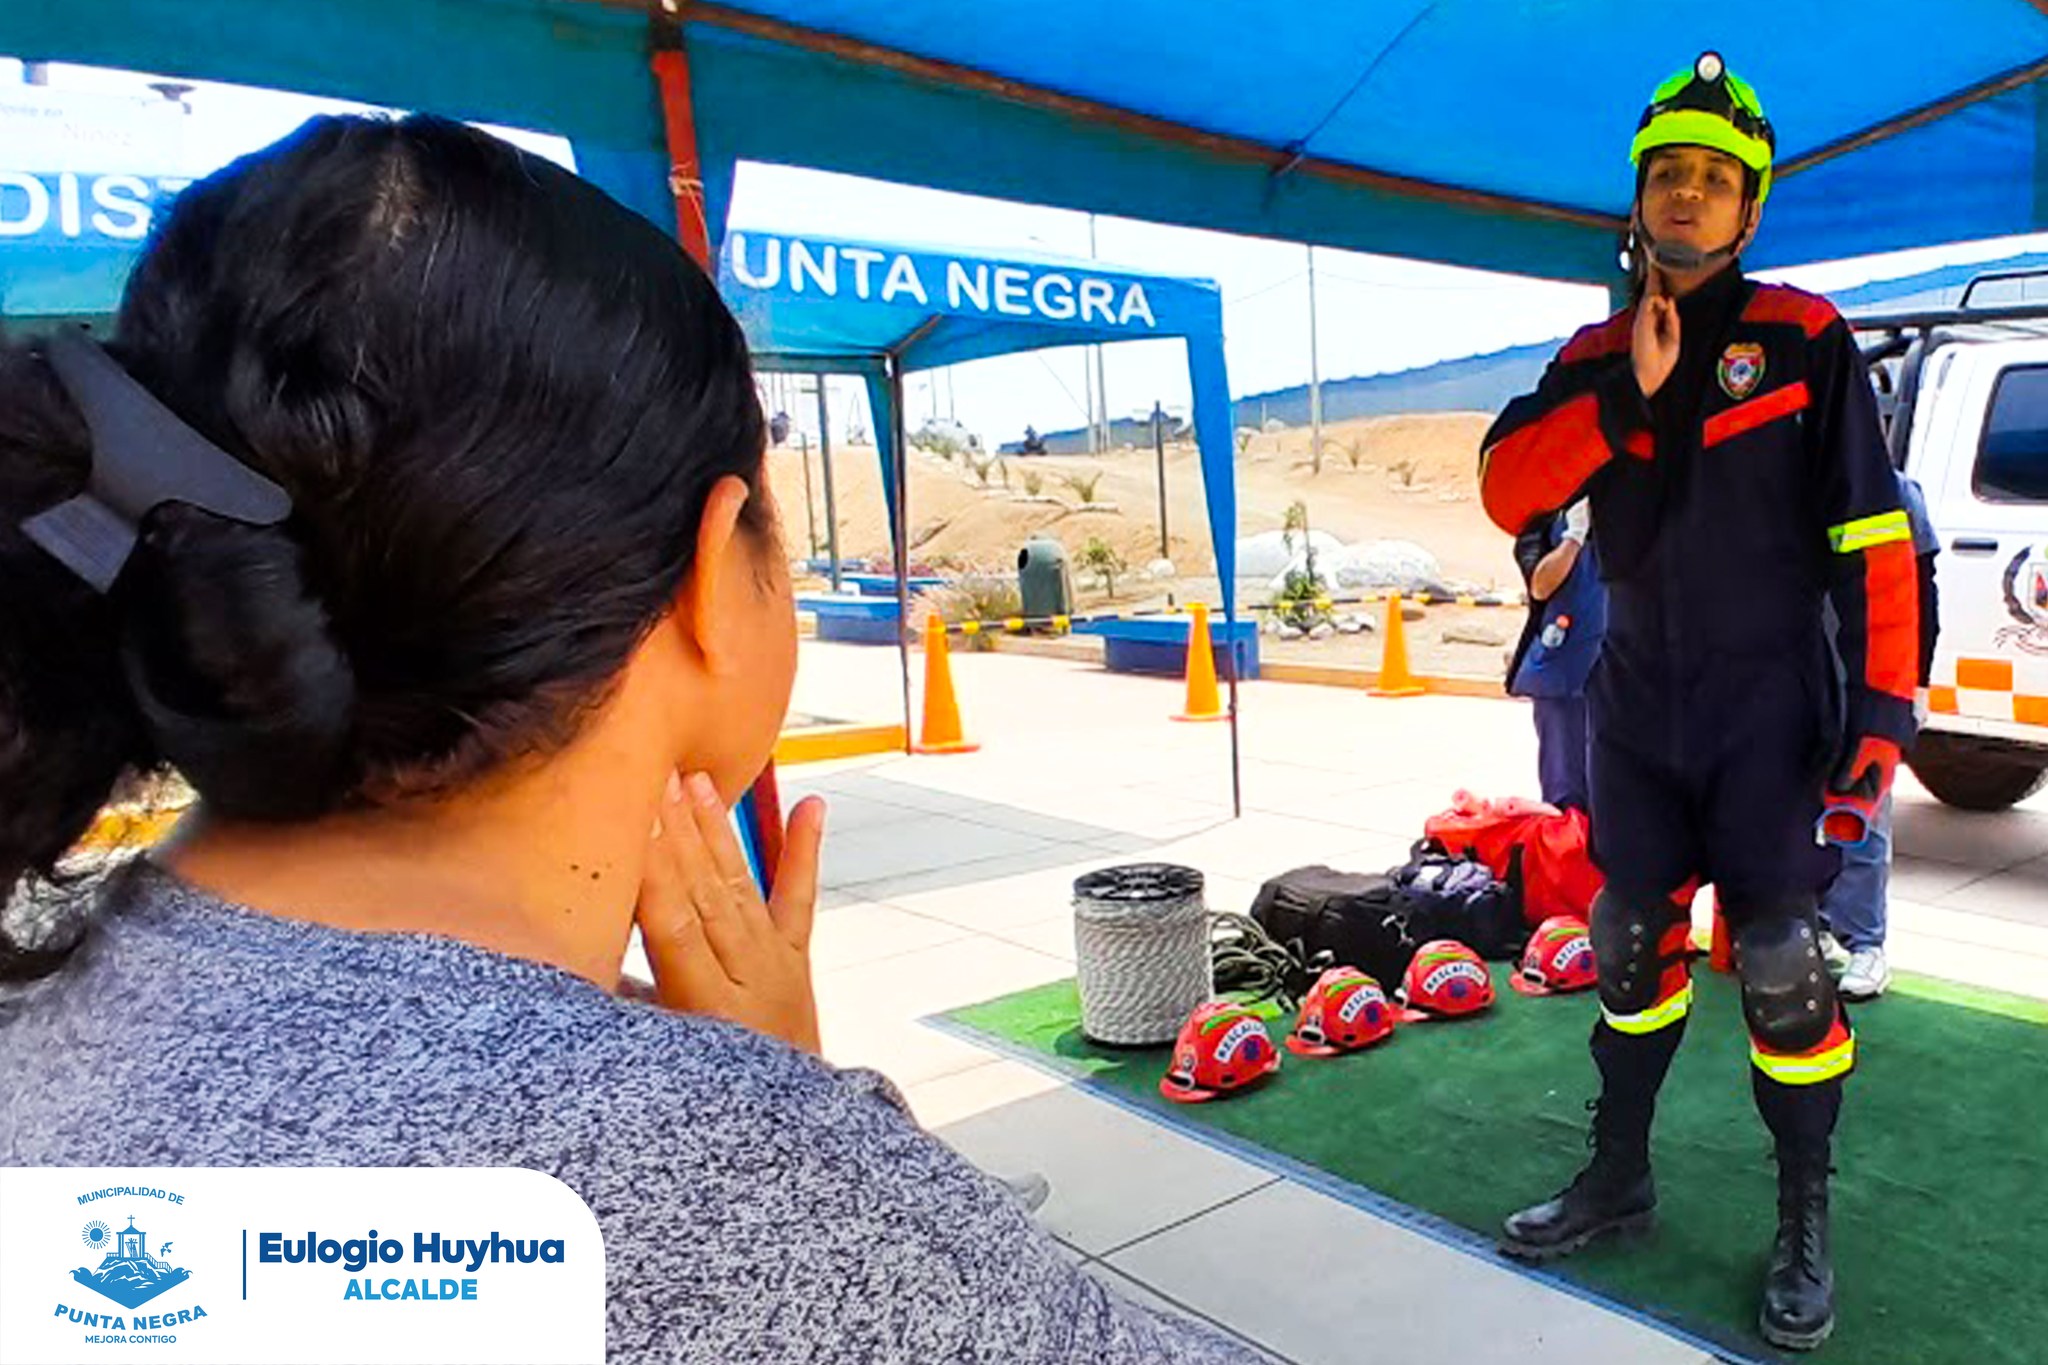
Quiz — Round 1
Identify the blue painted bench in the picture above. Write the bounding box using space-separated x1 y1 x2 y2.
841 573 947 598
1073 614 1260 681
797 594 902 645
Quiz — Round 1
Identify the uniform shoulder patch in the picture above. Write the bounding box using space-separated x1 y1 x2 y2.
1742 284 1837 340
1560 311 1634 364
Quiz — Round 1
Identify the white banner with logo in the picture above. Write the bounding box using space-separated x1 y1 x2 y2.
0 1168 605 1363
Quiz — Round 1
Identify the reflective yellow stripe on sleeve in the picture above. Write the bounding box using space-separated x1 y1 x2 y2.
1828 510 1911 554
1600 981 1693 1035
1752 1033 1856 1085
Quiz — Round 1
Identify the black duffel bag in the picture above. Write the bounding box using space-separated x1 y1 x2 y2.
1387 842 1527 960
1249 865 1417 990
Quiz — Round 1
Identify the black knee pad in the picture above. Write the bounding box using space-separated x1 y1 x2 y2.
1732 901 1837 1054
1591 888 1681 1016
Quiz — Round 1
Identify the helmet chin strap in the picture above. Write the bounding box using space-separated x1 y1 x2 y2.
1631 204 1755 275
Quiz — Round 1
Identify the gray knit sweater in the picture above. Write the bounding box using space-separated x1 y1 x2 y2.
1 862 1259 1363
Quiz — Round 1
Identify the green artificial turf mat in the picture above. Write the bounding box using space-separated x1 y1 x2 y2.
945 967 2048 1362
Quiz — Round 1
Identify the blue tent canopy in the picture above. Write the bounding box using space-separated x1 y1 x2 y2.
6 1 2048 289
719 227 1238 595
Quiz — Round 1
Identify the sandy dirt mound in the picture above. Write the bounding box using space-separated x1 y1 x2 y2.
768 411 1512 590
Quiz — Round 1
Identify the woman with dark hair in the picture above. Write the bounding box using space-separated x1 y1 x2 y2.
0 115 1259 1363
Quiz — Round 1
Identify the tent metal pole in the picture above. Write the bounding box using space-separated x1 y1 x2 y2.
815 374 841 591
890 358 914 754
1307 244 1322 473
1152 402 1170 560
648 14 713 269
1089 214 1109 454
1227 669 1242 820
798 427 818 557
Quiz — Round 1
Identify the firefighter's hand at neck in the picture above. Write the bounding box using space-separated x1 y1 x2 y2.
1632 268 1682 400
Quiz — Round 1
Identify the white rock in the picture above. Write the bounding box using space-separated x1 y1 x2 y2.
1238 529 1345 579
1307 623 1336 641
1146 558 1177 580
1334 539 1448 594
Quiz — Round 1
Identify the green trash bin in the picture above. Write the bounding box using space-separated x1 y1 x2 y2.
1017 536 1073 625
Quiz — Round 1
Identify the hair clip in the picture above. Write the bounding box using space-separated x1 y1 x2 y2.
20 327 291 593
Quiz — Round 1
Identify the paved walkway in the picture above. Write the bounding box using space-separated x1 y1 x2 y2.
728 641 2048 1363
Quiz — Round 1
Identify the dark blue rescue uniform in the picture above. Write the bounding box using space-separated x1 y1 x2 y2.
1483 268 1918 907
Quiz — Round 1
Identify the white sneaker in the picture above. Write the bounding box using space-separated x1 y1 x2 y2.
1817 930 1852 981
1840 946 1892 1001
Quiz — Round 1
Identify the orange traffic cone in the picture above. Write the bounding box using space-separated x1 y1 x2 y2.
914 611 978 754
1173 602 1229 723
1370 592 1425 697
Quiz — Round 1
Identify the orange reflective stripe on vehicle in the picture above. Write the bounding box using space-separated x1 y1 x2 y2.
1956 658 2014 691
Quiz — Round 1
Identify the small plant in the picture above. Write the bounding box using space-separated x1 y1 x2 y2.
1273 567 1335 632
997 459 1011 489
1061 470 1104 504
1341 436 1366 470
1021 468 1045 497
1389 457 1418 487
1235 427 1257 458
1282 499 1311 554
1274 499 1332 631
1075 536 1127 599
914 430 966 462
967 454 995 487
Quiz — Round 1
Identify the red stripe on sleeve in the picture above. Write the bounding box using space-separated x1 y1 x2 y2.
1861 539 1919 701
1741 285 1836 339
1560 313 1634 364
1480 391 1610 534
1703 381 1811 447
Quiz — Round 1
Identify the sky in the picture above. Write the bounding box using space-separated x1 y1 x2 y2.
10 56 2048 449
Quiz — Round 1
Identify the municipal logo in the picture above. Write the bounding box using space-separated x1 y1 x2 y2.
72 1214 192 1309
1718 342 1766 399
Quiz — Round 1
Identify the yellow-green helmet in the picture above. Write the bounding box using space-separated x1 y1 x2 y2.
1630 51 1776 202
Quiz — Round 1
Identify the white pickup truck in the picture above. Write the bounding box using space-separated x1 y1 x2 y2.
1860 274 2048 809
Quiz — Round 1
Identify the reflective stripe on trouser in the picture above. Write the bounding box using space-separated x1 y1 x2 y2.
1752 1014 1855 1085
1602 979 1694 1035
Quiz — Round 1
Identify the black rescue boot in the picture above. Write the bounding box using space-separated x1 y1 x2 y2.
1499 1098 1657 1260
1759 1151 1835 1350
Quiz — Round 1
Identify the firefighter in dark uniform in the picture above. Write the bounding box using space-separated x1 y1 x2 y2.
1478 54 1919 1352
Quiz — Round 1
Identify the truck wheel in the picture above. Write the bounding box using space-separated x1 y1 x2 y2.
1908 733 2048 811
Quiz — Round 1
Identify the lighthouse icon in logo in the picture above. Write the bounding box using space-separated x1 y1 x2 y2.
73 1215 192 1309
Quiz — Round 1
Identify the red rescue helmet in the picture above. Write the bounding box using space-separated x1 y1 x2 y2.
1159 1001 1281 1103
1396 940 1496 1022
1286 967 1397 1056
1511 916 1598 997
